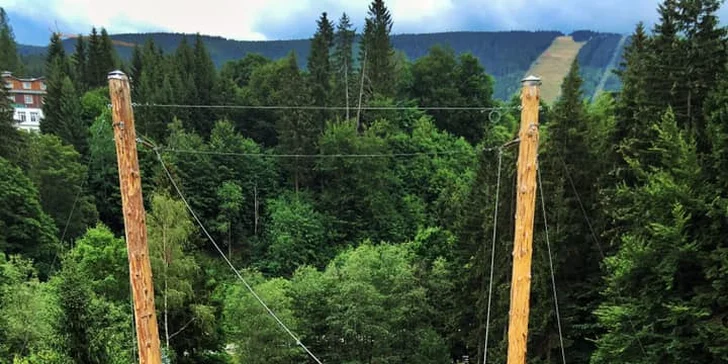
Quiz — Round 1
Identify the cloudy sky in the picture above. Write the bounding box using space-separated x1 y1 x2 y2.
4 0 726 46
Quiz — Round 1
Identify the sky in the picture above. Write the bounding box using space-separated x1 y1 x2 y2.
4 0 727 46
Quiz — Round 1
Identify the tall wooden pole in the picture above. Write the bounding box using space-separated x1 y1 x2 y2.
108 70 162 364
507 75 542 364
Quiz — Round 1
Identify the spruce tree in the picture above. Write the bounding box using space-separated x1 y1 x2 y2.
189 34 217 136
333 13 355 119
0 75 21 162
41 71 87 155
541 60 604 362
610 23 655 185
676 0 727 152
360 0 395 98
0 8 21 73
86 27 100 86
72 35 88 92
308 12 334 128
46 32 69 75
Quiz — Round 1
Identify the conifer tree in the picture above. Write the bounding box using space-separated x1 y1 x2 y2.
189 34 217 136
72 35 88 91
360 0 395 97
610 23 655 185
0 8 21 73
86 27 101 86
46 32 69 76
41 72 87 155
308 12 335 128
333 13 355 119
275 53 317 191
675 0 727 152
541 60 603 362
0 76 21 162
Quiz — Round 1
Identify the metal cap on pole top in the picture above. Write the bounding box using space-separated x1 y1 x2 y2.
108 69 127 80
521 75 542 86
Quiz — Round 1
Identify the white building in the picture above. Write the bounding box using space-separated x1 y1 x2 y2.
12 107 44 132
3 71 46 132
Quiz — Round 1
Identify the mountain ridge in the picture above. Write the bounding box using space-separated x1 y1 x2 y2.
18 29 626 99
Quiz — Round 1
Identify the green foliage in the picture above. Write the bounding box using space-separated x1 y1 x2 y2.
409 45 494 142
0 158 58 276
66 225 128 303
0 255 62 362
23 134 98 242
41 72 88 155
0 8 21 73
264 192 330 276
222 274 303 364
53 257 134 363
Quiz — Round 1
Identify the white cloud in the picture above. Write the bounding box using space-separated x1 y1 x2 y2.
5 0 728 41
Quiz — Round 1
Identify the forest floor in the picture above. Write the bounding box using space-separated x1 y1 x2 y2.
525 36 586 103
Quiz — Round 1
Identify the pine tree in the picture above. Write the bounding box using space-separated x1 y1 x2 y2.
0 8 21 73
308 12 335 128
360 0 395 98
333 13 355 119
86 27 117 88
189 34 217 136
675 0 727 152
130 44 143 90
41 71 87 155
72 35 88 92
46 32 69 75
86 27 101 87
593 109 725 363
610 23 655 185
541 60 604 362
0 79 21 162
276 53 317 191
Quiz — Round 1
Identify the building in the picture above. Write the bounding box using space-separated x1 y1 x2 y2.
2 71 46 132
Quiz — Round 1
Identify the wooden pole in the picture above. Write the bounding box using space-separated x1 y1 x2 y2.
108 70 162 364
507 75 542 364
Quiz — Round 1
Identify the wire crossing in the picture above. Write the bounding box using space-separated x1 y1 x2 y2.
153 147 324 364
483 149 503 364
537 160 567 364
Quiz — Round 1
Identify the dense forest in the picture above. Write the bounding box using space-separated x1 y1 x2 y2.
17 29 623 100
1 0 728 363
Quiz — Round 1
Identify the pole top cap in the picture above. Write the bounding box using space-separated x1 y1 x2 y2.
108 70 127 80
521 75 542 85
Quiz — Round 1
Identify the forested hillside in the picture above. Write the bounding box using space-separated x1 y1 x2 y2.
2 0 727 363
18 29 624 100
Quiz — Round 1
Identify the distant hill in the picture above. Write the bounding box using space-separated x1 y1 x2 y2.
18 30 626 100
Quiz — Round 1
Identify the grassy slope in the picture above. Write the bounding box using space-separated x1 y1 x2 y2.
525 36 587 104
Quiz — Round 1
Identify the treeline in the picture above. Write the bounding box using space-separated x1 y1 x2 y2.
1 0 728 363
19 29 565 100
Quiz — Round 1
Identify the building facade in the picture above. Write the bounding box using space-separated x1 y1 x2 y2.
2 71 46 132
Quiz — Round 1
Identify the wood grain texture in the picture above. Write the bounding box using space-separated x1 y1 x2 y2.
507 78 541 364
109 71 162 364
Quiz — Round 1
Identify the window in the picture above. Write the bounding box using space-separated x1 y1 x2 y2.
40 82 46 90
19 112 26 123
24 95 33 104
22 82 31 89
30 112 38 123
4 81 11 89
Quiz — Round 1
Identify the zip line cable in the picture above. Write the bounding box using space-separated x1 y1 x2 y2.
151 145 324 364
537 160 567 364
483 149 503 364
158 147 471 159
129 103 518 112
557 151 647 356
